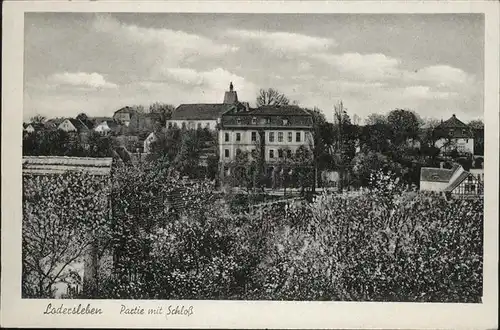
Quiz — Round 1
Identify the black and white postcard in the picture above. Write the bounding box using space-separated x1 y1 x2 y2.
1 1 498 328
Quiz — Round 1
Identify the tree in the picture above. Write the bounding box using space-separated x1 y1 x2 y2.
387 109 421 147
30 114 46 124
365 113 387 125
22 172 111 298
468 119 484 129
256 88 290 107
351 151 402 187
149 102 175 125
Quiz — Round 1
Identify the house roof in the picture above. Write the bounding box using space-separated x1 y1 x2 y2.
92 116 114 123
114 106 138 114
420 167 455 182
247 105 311 116
44 118 65 129
445 171 471 192
67 118 90 131
22 156 113 175
171 103 233 120
437 114 468 129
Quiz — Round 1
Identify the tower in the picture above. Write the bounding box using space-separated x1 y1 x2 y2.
223 82 238 104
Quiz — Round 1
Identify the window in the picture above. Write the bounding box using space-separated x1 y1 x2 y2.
283 119 289 126
224 149 230 158
251 131 257 142
278 149 283 158
287 150 292 158
237 117 242 124
168 122 173 129
269 149 275 159
296 132 301 142
265 117 271 124
205 122 210 129
252 117 257 124
288 132 293 142
225 133 230 142
278 132 283 142
251 149 258 158
236 148 242 156
197 123 202 129
236 133 241 142
269 132 275 142
173 122 178 128
182 122 186 129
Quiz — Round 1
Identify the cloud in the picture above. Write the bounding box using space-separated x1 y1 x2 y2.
401 85 458 100
313 52 474 89
313 52 401 80
409 65 473 87
159 67 258 103
227 29 336 54
48 72 118 89
92 15 237 67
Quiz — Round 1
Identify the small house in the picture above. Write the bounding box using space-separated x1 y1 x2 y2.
420 164 483 197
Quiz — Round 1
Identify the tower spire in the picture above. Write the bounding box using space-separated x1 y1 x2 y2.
229 82 234 92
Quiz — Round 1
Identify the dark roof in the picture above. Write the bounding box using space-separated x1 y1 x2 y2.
44 118 65 129
171 103 232 120
92 116 114 123
445 171 470 192
114 106 138 114
248 105 311 116
420 167 455 182
68 119 89 131
437 114 468 129
22 156 113 175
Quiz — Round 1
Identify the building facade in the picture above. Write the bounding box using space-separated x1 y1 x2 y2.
166 83 243 131
434 114 474 154
218 104 314 186
420 164 483 197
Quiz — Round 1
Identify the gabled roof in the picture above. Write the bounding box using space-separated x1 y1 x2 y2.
44 118 65 129
22 156 113 175
114 106 138 114
420 167 455 182
171 103 233 120
66 118 90 131
445 171 471 192
437 114 468 129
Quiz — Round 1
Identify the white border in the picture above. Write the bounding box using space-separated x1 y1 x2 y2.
2 1 498 329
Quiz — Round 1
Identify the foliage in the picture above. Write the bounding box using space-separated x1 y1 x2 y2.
22 172 111 298
255 173 482 302
30 114 47 124
351 151 402 187
23 161 483 303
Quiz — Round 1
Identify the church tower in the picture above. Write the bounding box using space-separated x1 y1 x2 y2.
223 82 238 104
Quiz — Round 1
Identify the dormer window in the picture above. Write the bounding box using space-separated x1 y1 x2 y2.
265 118 271 124
236 117 241 125
252 117 257 124
282 119 289 126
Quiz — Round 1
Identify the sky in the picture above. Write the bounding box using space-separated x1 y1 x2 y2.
24 13 484 123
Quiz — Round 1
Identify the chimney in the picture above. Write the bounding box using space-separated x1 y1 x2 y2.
223 82 238 104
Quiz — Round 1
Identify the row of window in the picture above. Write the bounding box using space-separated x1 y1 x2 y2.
224 148 295 159
234 117 289 125
224 131 302 143
167 122 212 129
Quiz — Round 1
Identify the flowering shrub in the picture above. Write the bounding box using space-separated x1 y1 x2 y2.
22 172 111 298
254 172 483 302
23 163 482 302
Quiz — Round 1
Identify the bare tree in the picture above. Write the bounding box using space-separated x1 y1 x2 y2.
256 88 290 107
